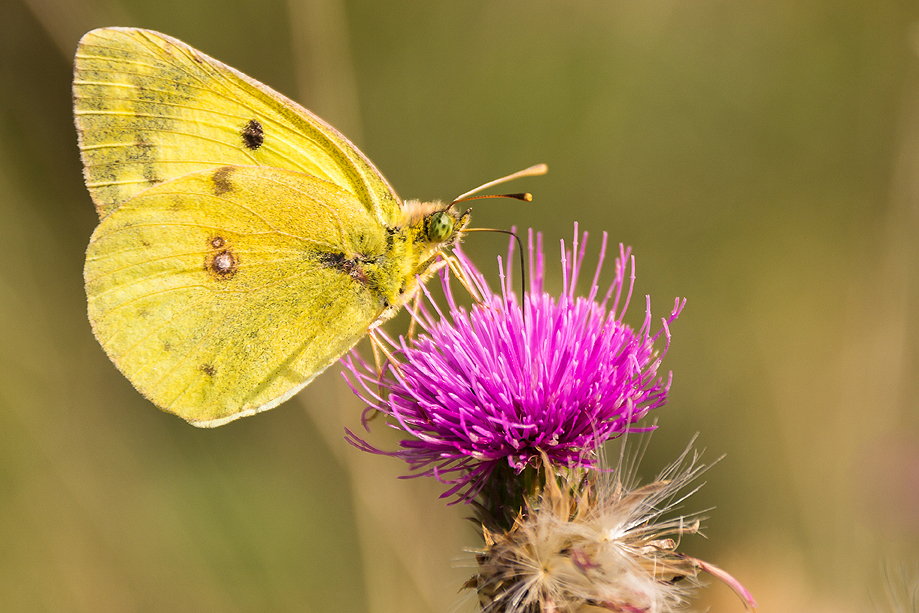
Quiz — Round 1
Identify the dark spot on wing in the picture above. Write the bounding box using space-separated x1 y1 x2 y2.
212 166 234 196
241 119 264 150
200 364 216 377
206 249 238 279
320 251 369 285
205 236 238 279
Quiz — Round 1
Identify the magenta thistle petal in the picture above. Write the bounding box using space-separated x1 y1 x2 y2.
342 225 684 501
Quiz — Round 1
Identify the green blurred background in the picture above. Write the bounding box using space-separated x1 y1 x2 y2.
3 0 919 611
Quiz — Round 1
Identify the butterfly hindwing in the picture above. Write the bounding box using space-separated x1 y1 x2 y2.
84 165 390 426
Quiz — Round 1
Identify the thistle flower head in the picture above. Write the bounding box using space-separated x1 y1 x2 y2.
343 226 684 501
470 440 758 613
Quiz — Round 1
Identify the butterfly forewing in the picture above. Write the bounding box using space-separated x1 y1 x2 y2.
73 27 399 224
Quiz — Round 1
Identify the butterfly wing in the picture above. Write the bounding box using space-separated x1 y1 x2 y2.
73 27 400 225
84 165 390 426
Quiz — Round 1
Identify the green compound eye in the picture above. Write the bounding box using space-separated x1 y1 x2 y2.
426 211 454 242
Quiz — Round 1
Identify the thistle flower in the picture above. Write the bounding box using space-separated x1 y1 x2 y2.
343 226 684 504
469 439 758 613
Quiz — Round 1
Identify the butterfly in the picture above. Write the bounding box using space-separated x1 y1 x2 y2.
74 27 544 427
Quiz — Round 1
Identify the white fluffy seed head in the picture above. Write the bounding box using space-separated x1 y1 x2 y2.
469 442 756 613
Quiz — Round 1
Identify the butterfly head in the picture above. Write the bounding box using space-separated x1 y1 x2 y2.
403 199 471 250
425 207 471 247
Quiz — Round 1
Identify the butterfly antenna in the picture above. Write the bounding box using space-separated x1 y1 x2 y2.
449 163 548 207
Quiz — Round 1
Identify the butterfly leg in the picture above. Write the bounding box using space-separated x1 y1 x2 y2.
405 290 424 342
444 252 484 303
363 332 400 422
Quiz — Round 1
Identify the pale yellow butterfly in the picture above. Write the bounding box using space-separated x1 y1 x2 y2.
74 27 544 427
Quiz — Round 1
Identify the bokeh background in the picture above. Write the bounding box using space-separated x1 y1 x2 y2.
2 0 919 611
